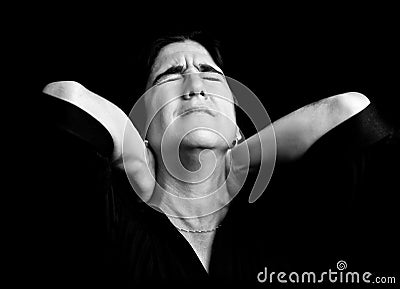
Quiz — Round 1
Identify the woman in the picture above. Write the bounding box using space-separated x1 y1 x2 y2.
42 31 395 285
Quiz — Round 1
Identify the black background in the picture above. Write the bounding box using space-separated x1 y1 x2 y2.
29 8 399 127
19 6 399 286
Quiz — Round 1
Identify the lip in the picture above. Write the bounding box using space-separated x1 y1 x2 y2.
179 106 216 117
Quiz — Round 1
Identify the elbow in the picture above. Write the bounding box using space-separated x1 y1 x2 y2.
43 81 84 98
336 92 370 116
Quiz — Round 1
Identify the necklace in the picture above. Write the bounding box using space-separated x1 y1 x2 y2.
175 223 222 233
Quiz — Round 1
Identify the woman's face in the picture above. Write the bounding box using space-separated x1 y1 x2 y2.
144 40 238 153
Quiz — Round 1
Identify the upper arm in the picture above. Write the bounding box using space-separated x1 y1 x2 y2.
231 91 371 167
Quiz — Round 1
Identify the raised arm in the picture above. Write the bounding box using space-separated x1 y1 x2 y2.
227 92 371 199
44 83 370 202
43 81 155 201
238 92 370 164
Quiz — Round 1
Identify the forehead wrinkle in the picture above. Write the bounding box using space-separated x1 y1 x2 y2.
149 41 221 86
153 50 210 69
151 54 181 75
152 41 213 68
152 51 221 80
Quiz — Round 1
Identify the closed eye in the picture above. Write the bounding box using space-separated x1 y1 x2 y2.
201 71 224 82
202 75 221 81
153 65 185 85
199 64 225 82
157 75 182 85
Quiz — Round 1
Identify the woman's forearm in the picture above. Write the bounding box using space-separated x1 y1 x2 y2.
231 92 371 170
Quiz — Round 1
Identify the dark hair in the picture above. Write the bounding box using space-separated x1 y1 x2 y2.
137 30 224 93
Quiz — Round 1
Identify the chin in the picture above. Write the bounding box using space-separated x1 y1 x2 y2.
180 130 227 149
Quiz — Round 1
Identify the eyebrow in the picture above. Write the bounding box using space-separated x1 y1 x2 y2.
198 64 224 76
152 63 224 85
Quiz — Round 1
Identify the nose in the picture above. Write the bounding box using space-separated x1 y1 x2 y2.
182 73 207 100
183 90 206 100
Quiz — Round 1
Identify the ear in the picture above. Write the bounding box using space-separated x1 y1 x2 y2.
236 128 243 142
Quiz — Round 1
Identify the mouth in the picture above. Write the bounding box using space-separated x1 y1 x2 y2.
179 107 216 117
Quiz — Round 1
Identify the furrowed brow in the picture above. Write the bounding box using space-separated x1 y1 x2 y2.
152 65 185 85
199 64 224 75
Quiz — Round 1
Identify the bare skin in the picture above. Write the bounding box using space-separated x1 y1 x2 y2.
43 42 370 272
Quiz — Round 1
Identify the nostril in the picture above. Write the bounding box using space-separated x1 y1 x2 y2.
183 91 207 99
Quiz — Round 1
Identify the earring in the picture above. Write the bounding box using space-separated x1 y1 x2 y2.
144 139 149 147
231 138 238 148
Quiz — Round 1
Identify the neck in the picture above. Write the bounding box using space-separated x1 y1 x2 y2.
148 146 231 229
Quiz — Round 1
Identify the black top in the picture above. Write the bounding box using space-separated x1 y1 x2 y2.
38 94 399 287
